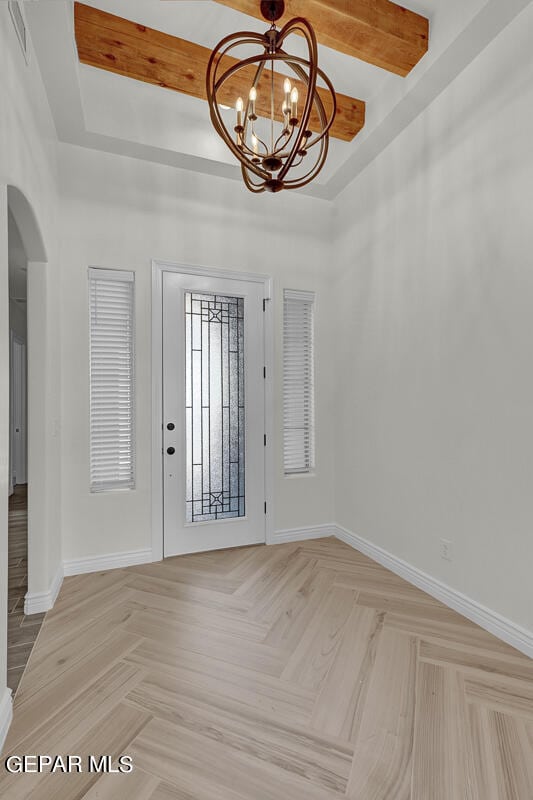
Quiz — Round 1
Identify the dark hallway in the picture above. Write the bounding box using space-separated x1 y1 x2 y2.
7 486 43 695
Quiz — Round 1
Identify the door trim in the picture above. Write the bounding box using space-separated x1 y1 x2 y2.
151 260 274 562
10 332 27 489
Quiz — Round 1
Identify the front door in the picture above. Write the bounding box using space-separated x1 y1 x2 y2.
162 270 266 556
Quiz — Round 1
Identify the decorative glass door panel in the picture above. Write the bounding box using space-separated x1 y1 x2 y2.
162 271 265 557
185 292 245 522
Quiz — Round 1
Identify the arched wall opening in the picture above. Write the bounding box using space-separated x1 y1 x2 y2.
4 185 51 625
7 187 47 264
1 177 59 738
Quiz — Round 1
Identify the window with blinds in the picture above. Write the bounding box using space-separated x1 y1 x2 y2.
283 289 315 475
89 268 135 492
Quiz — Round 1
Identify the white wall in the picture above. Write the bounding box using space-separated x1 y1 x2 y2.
9 301 26 344
9 210 28 343
0 4 61 710
333 4 533 633
2 0 531 724
58 143 335 561
0 186 10 734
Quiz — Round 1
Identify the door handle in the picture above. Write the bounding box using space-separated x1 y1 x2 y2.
167 447 176 455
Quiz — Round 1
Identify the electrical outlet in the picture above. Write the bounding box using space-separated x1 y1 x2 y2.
440 539 453 561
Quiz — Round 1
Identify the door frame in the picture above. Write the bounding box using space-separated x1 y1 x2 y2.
10 332 27 492
151 260 274 562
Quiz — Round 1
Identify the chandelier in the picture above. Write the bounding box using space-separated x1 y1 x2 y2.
206 0 336 193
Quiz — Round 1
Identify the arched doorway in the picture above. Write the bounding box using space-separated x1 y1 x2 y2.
3 186 48 696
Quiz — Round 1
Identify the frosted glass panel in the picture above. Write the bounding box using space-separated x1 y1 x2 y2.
185 292 245 522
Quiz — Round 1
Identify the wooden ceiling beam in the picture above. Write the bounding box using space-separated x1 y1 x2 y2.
74 2 365 143
213 0 429 77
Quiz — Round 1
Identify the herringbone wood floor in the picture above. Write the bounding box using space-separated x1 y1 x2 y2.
2 537 533 799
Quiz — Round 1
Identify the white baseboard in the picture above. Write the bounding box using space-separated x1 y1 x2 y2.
63 548 154 577
0 687 13 756
22 527 532 661
334 524 533 660
24 563 64 615
270 524 336 545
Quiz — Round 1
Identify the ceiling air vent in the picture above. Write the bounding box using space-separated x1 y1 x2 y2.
9 1 30 63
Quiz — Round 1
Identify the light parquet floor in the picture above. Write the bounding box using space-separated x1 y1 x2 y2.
2 537 533 799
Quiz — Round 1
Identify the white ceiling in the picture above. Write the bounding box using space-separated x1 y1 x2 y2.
24 0 532 199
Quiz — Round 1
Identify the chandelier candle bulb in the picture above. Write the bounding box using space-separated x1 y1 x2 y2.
290 87 298 119
249 86 257 117
251 133 259 154
284 78 292 110
236 97 244 128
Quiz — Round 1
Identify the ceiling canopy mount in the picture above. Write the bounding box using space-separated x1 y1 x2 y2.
260 1 285 23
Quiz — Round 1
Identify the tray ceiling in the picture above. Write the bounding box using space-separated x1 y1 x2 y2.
24 0 532 200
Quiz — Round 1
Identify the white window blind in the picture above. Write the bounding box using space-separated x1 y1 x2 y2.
283 289 315 474
89 268 135 492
